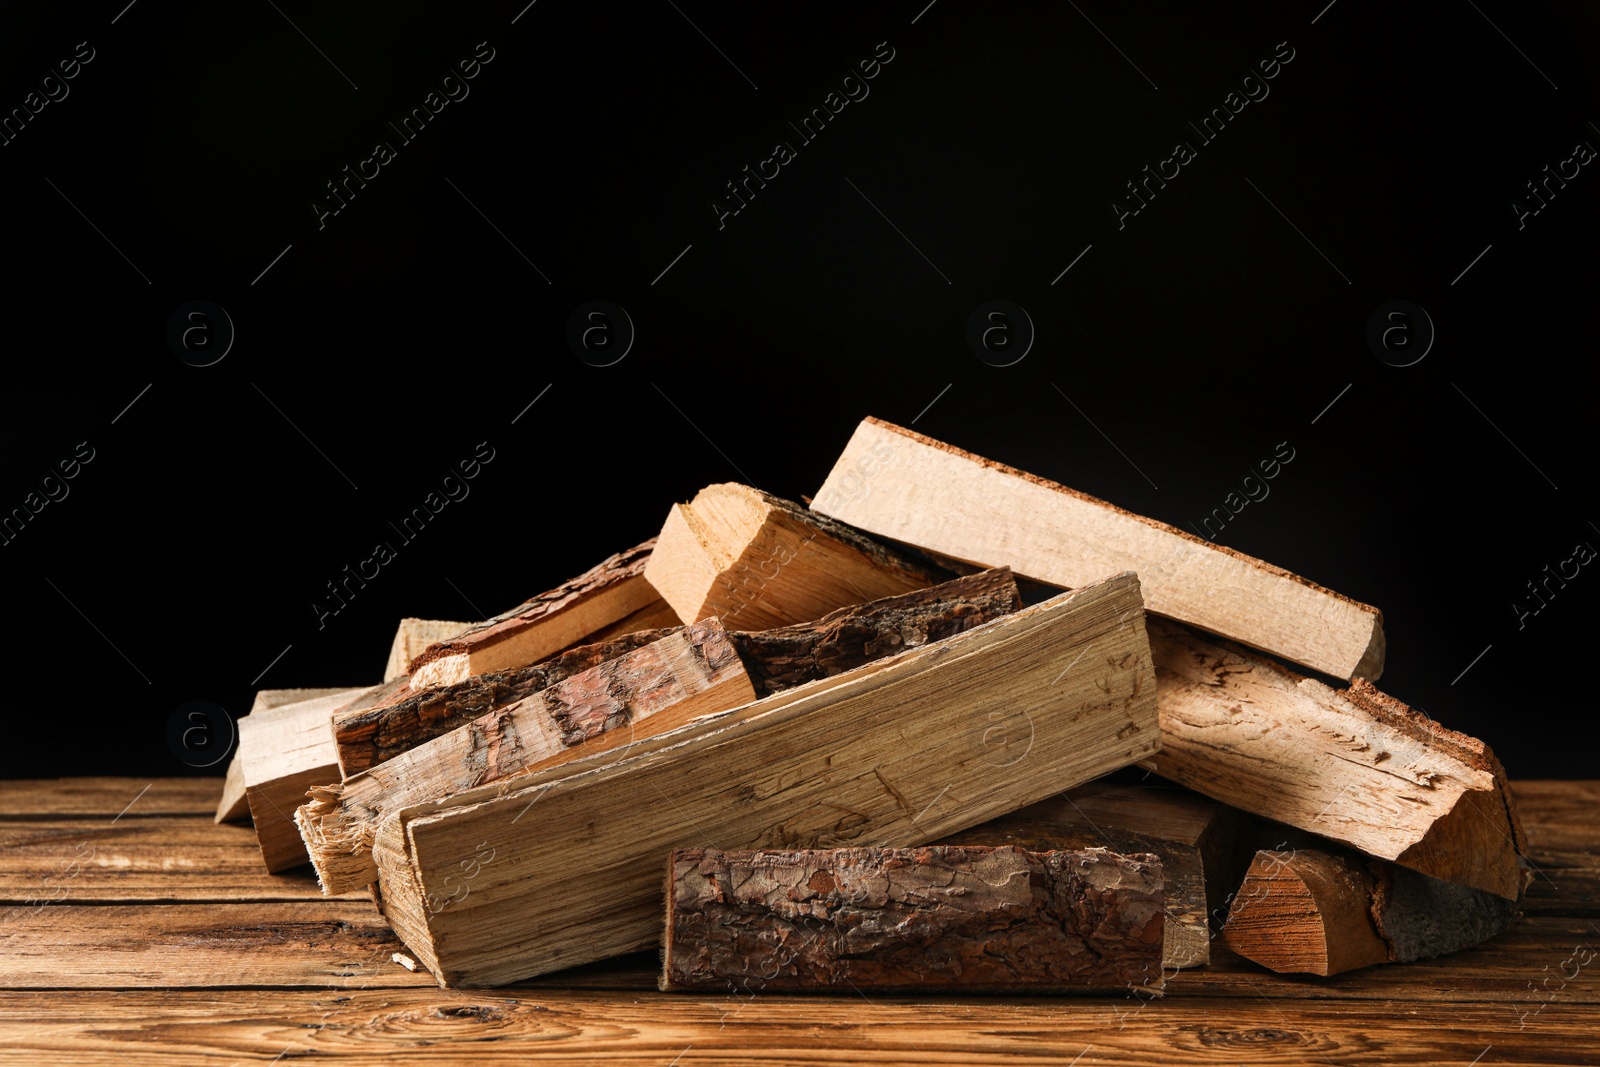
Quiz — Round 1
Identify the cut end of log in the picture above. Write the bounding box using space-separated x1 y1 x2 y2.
294 782 369 896
214 753 250 824
1220 849 1389 976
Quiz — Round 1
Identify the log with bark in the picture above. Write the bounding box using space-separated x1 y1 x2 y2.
660 845 1166 993
1145 619 1527 900
299 619 758 895
237 686 377 872
372 571 1157 987
938 782 1236 969
1220 847 1522 975
811 416 1384 681
644 483 944 631
407 539 678 689
332 567 1022 776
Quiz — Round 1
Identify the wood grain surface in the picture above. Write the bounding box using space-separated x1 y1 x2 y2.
0 776 1595 1065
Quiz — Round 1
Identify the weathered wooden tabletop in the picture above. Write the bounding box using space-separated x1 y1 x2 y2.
0 778 1594 1065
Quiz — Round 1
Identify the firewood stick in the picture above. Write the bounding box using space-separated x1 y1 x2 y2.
660 846 1165 993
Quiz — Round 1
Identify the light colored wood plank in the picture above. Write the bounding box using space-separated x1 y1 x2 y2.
0 990 1594 1066
644 483 940 630
1147 620 1525 899
378 572 1158 987
409 540 664 689
238 687 375 873
300 621 758 895
812 417 1385 680
385 618 472 681
216 688 357 825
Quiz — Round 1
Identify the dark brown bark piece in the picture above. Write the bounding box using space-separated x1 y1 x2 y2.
661 845 1165 993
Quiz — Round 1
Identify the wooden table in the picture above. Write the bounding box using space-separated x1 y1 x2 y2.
1 778 1595 1065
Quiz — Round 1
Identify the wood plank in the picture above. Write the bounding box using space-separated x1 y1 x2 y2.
661 845 1166 993
1513 780 1600 867
937 783 1236 969
1146 620 1526 899
385 618 471 681
0 779 220 820
217 687 368 823
409 540 664 689
644 482 942 630
301 620 758 895
0 990 1594 1066
0 817 371 903
378 572 1158 987
238 687 375 873
812 416 1385 680
1220 848 1520 975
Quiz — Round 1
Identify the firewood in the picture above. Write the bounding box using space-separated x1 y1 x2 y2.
371 571 1156 987
407 539 668 689
332 629 678 777
644 483 943 630
215 688 355 824
660 845 1165 993
384 618 470 681
238 686 375 872
1221 847 1522 975
812 417 1384 681
332 567 1021 776
300 620 758 895
937 782 1236 969
1146 619 1527 899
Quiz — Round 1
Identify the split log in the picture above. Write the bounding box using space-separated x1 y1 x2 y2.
644 483 943 631
372 571 1156 987
1146 619 1527 900
332 567 1021 776
1221 848 1522 975
384 618 470 681
238 686 376 872
215 688 355 824
660 845 1165 993
407 539 668 689
300 620 758 895
938 782 1236 969
812 417 1384 681
332 629 678 777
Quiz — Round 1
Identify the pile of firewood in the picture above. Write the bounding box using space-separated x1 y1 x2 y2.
217 417 1527 992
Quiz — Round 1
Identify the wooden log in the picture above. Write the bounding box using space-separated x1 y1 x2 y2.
300 620 758 894
644 482 943 631
238 686 375 872
332 629 677 777
1146 619 1527 899
812 417 1385 681
214 688 354 824
1221 847 1522 975
332 568 1021 776
372 571 1157 987
937 782 1236 969
407 539 666 689
660 845 1165 993
384 619 470 681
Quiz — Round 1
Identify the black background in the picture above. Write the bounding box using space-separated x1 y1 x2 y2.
1 1 1595 779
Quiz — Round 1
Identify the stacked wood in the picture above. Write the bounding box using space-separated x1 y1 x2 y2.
407 540 679 689
644 483 943 630
237 686 375 872
308 570 1024 894
299 620 758 894
660 845 1165 993
384 619 470 681
214 687 352 824
372 571 1156 986
938 782 1236 969
1146 619 1527 900
332 568 1021 776
1221 847 1521 975
811 417 1384 680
